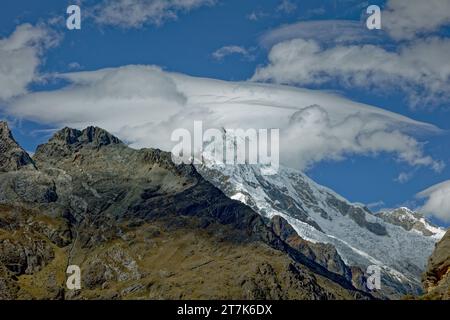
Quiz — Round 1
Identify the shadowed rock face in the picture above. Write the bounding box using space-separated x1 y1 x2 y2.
270 216 351 280
0 122 35 172
422 230 450 299
0 123 371 300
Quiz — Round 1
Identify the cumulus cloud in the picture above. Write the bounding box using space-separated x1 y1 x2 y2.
5 65 442 172
0 23 59 101
281 105 443 170
383 0 450 40
417 180 450 222
255 0 450 108
212 46 253 61
91 0 215 28
252 37 450 108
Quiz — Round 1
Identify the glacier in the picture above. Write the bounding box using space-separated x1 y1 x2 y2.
196 159 445 297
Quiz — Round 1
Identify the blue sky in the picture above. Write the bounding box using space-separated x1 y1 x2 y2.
1 0 450 225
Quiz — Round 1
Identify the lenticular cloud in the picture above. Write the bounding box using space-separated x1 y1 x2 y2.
6 65 442 172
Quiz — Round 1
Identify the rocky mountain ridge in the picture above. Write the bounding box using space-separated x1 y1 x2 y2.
377 207 443 237
0 121 371 300
196 155 446 298
0 122 35 172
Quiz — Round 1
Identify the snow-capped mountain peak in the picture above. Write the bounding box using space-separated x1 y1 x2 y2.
377 207 445 239
196 160 446 297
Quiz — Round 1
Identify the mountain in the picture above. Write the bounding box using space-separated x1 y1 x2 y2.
422 230 450 299
377 207 444 237
0 122 35 172
0 123 370 300
196 158 446 298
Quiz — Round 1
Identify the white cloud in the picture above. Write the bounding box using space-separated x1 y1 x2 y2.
246 1 296 21
395 172 413 184
259 20 383 48
383 0 450 40
252 37 450 108
5 65 442 173
281 105 443 171
68 62 82 70
255 0 450 108
417 180 450 222
0 24 59 101
246 10 268 21
366 200 385 210
276 0 297 14
212 46 253 61
91 0 215 28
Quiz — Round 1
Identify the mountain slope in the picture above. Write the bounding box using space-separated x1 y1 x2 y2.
422 230 450 299
0 124 369 300
196 160 445 297
0 121 35 172
377 207 444 237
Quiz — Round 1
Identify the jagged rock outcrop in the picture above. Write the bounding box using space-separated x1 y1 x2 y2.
270 215 351 279
269 215 373 294
0 123 371 300
0 121 35 172
378 207 439 237
422 230 450 299
33 126 122 166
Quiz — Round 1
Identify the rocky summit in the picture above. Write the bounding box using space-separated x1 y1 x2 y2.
0 122 35 172
0 123 373 300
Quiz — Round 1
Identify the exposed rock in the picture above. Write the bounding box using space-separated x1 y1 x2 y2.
0 121 35 172
0 238 54 275
422 230 450 299
0 123 371 300
0 171 58 205
270 215 351 280
0 264 19 299
378 207 438 237
195 155 444 298
326 197 387 236
33 126 122 166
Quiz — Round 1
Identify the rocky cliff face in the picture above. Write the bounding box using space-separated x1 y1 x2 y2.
422 230 450 299
0 123 370 300
0 122 35 172
377 207 442 237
